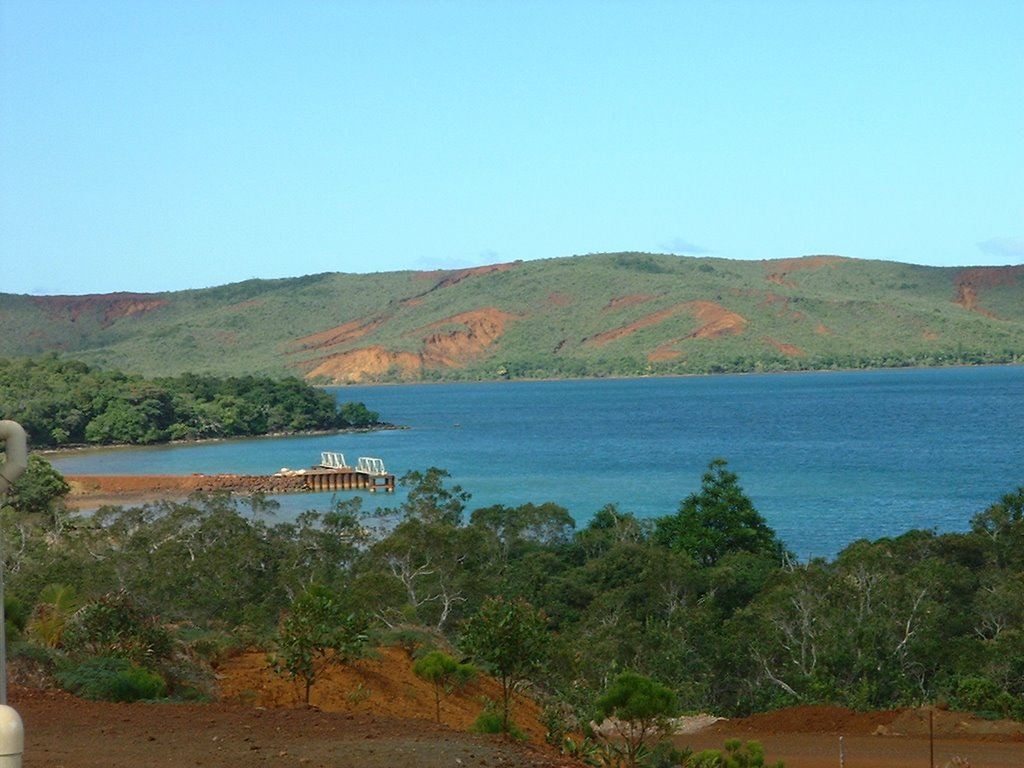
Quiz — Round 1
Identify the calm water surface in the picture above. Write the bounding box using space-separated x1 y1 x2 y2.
51 366 1024 560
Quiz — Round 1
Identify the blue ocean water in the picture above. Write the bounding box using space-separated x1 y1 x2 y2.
50 366 1024 560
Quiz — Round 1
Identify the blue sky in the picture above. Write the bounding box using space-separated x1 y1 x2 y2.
2 0 1021 296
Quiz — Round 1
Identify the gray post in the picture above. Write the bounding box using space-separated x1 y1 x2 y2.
0 420 28 767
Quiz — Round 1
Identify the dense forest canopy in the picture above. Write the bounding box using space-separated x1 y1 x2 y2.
0 355 380 448
4 454 1023 726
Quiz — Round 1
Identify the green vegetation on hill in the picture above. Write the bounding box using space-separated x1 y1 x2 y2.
2 254 1022 381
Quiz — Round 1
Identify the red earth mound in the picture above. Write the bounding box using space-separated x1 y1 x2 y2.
14 639 1024 767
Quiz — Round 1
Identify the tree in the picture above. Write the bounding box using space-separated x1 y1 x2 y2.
461 596 549 734
7 454 70 532
655 459 786 567
396 467 470 526
470 501 575 563
338 401 380 427
594 672 677 768
412 650 476 723
270 584 368 704
970 487 1024 568
370 518 487 631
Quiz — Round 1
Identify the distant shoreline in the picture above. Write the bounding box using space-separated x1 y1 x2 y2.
41 423 405 459
320 360 1024 388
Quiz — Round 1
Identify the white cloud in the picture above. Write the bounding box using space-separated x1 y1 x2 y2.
662 237 712 256
413 249 501 272
977 236 1024 260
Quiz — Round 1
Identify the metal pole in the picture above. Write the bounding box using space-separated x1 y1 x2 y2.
0 420 29 707
0 420 28 766
839 735 844 767
929 708 934 768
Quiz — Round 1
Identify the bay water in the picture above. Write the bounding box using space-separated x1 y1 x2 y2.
50 366 1024 560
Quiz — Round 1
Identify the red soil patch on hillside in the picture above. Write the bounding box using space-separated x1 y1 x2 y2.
765 255 846 287
685 300 748 338
760 292 806 322
302 308 517 383
587 306 682 347
305 346 423 383
218 645 547 742
417 308 520 368
414 262 520 288
30 293 168 327
954 266 1024 317
290 317 386 353
764 337 807 357
604 293 659 311
586 301 746 351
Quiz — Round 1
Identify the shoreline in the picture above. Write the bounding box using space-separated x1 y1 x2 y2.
41 423 405 459
321 360 1024 387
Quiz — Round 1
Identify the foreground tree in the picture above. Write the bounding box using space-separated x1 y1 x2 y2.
594 672 677 768
412 650 476 723
461 596 549 734
655 459 786 566
270 585 368 704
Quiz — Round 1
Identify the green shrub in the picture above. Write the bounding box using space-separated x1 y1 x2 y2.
376 625 439 658
950 676 1023 720
61 591 173 668
686 739 784 767
4 595 29 641
9 642 61 687
471 701 527 740
57 656 167 702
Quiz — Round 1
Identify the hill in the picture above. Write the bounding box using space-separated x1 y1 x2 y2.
3 253 1023 381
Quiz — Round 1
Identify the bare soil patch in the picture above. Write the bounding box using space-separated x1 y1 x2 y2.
13 647 1023 767
587 300 746 351
30 294 168 327
304 345 424 383
416 308 520 368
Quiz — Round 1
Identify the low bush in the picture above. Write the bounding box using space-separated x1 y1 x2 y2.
472 700 528 740
57 656 167 702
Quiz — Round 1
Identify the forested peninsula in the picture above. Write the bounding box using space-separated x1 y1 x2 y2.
0 355 380 449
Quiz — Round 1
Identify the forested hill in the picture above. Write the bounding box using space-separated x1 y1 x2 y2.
3 253 1023 381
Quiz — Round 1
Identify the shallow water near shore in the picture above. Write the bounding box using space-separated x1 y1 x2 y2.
51 366 1024 560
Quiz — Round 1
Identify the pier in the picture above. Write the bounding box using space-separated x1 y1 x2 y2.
64 452 396 504
293 453 396 493
275 452 395 493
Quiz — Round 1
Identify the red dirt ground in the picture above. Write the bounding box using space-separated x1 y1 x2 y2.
12 650 1024 768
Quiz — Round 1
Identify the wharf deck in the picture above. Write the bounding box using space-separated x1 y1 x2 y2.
65 467 396 501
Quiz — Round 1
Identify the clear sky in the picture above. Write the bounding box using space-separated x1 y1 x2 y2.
2 0 1021 296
